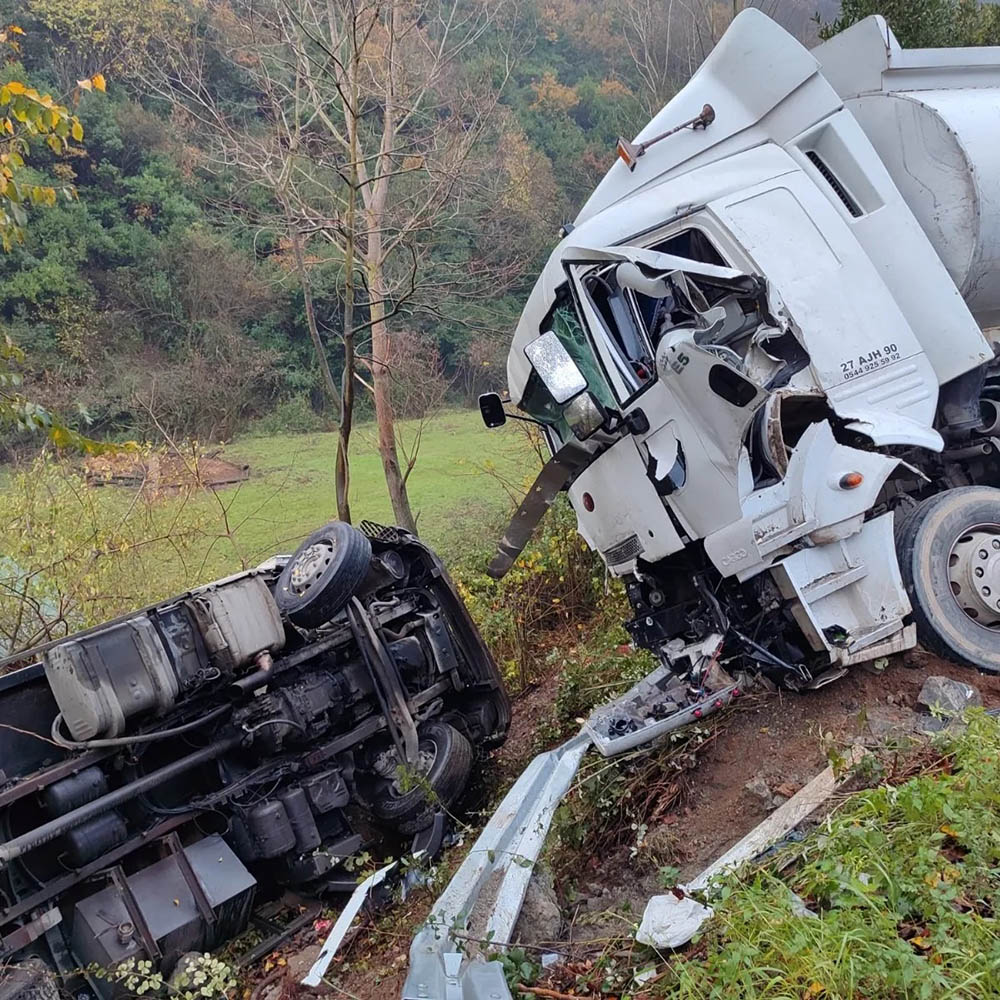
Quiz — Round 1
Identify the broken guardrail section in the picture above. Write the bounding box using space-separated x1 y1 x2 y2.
400 664 744 999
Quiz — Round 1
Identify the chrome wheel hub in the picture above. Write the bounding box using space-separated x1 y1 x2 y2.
948 524 1000 628
288 540 335 594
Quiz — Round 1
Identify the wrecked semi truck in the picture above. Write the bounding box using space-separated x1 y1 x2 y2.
482 12 1000 718
0 523 509 997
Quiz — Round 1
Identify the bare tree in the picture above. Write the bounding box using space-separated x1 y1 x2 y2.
616 0 788 113
142 0 519 533
619 0 680 115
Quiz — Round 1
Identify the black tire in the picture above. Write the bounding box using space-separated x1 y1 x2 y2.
896 486 1000 674
370 721 473 835
275 521 372 628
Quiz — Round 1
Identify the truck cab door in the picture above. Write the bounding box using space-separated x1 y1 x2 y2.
565 247 769 541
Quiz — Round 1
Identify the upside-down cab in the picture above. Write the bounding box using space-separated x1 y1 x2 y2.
0 521 508 999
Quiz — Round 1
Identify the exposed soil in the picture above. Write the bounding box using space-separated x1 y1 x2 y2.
545 649 1000 958
661 649 999 880
254 648 1000 999
84 450 249 493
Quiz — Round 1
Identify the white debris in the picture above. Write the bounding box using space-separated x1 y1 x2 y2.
301 861 396 987
637 894 713 949
637 747 864 949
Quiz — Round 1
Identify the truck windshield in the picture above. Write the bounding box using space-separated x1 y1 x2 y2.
578 227 737 404
586 268 655 391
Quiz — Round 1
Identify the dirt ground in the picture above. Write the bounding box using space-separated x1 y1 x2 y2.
84 450 249 492
254 649 1000 999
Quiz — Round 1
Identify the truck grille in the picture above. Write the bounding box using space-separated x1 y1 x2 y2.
358 520 402 543
603 534 642 565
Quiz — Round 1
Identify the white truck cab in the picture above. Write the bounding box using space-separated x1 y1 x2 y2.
485 12 1000 686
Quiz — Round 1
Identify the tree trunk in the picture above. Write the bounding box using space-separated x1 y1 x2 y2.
283 198 351 523
337 89 361 526
364 4 418 535
368 264 417 533
336 335 353 523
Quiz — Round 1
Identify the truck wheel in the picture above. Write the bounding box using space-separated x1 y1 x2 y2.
896 486 1000 674
369 721 473 835
275 521 372 628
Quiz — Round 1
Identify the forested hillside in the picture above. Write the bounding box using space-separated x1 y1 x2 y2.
1 0 834 456
5 0 1000 521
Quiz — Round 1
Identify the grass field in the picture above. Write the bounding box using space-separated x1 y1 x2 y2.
0 410 539 653
189 409 536 578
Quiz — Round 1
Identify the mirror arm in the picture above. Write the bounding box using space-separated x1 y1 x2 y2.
494 396 544 428
506 412 544 428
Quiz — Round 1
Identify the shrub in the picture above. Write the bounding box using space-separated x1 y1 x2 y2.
0 452 221 658
452 497 605 691
246 394 332 436
660 714 1000 998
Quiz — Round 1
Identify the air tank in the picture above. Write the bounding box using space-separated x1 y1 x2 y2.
847 88 1000 327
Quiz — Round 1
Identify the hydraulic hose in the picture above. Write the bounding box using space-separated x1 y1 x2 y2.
0 734 242 865
50 705 231 750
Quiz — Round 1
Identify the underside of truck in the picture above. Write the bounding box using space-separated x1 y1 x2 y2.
0 522 509 998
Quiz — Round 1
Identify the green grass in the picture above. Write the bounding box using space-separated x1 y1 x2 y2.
187 409 535 578
652 716 1000 999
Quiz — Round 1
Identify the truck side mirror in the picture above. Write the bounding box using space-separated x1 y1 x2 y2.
524 331 587 403
565 391 607 441
479 393 507 429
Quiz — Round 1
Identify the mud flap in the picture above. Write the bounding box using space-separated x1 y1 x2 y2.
487 444 593 580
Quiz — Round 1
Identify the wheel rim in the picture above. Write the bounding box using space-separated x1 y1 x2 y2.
288 539 336 596
373 740 437 798
948 523 1000 628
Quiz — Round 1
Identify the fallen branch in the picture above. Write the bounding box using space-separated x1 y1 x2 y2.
517 986 595 1000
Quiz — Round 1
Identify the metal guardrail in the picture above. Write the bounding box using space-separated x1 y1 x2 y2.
402 731 591 1000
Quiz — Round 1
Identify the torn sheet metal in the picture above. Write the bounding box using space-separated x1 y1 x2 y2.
301 860 396 987
401 731 591 1000
586 656 744 757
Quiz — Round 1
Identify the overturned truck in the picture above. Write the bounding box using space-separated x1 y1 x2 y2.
484 11 1000 709
0 522 509 997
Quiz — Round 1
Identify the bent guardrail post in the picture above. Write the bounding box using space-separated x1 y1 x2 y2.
402 730 591 1000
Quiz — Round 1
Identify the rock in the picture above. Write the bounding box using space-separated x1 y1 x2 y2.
514 871 562 946
284 942 323 982
918 713 967 735
865 704 920 738
918 676 982 716
744 775 773 808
